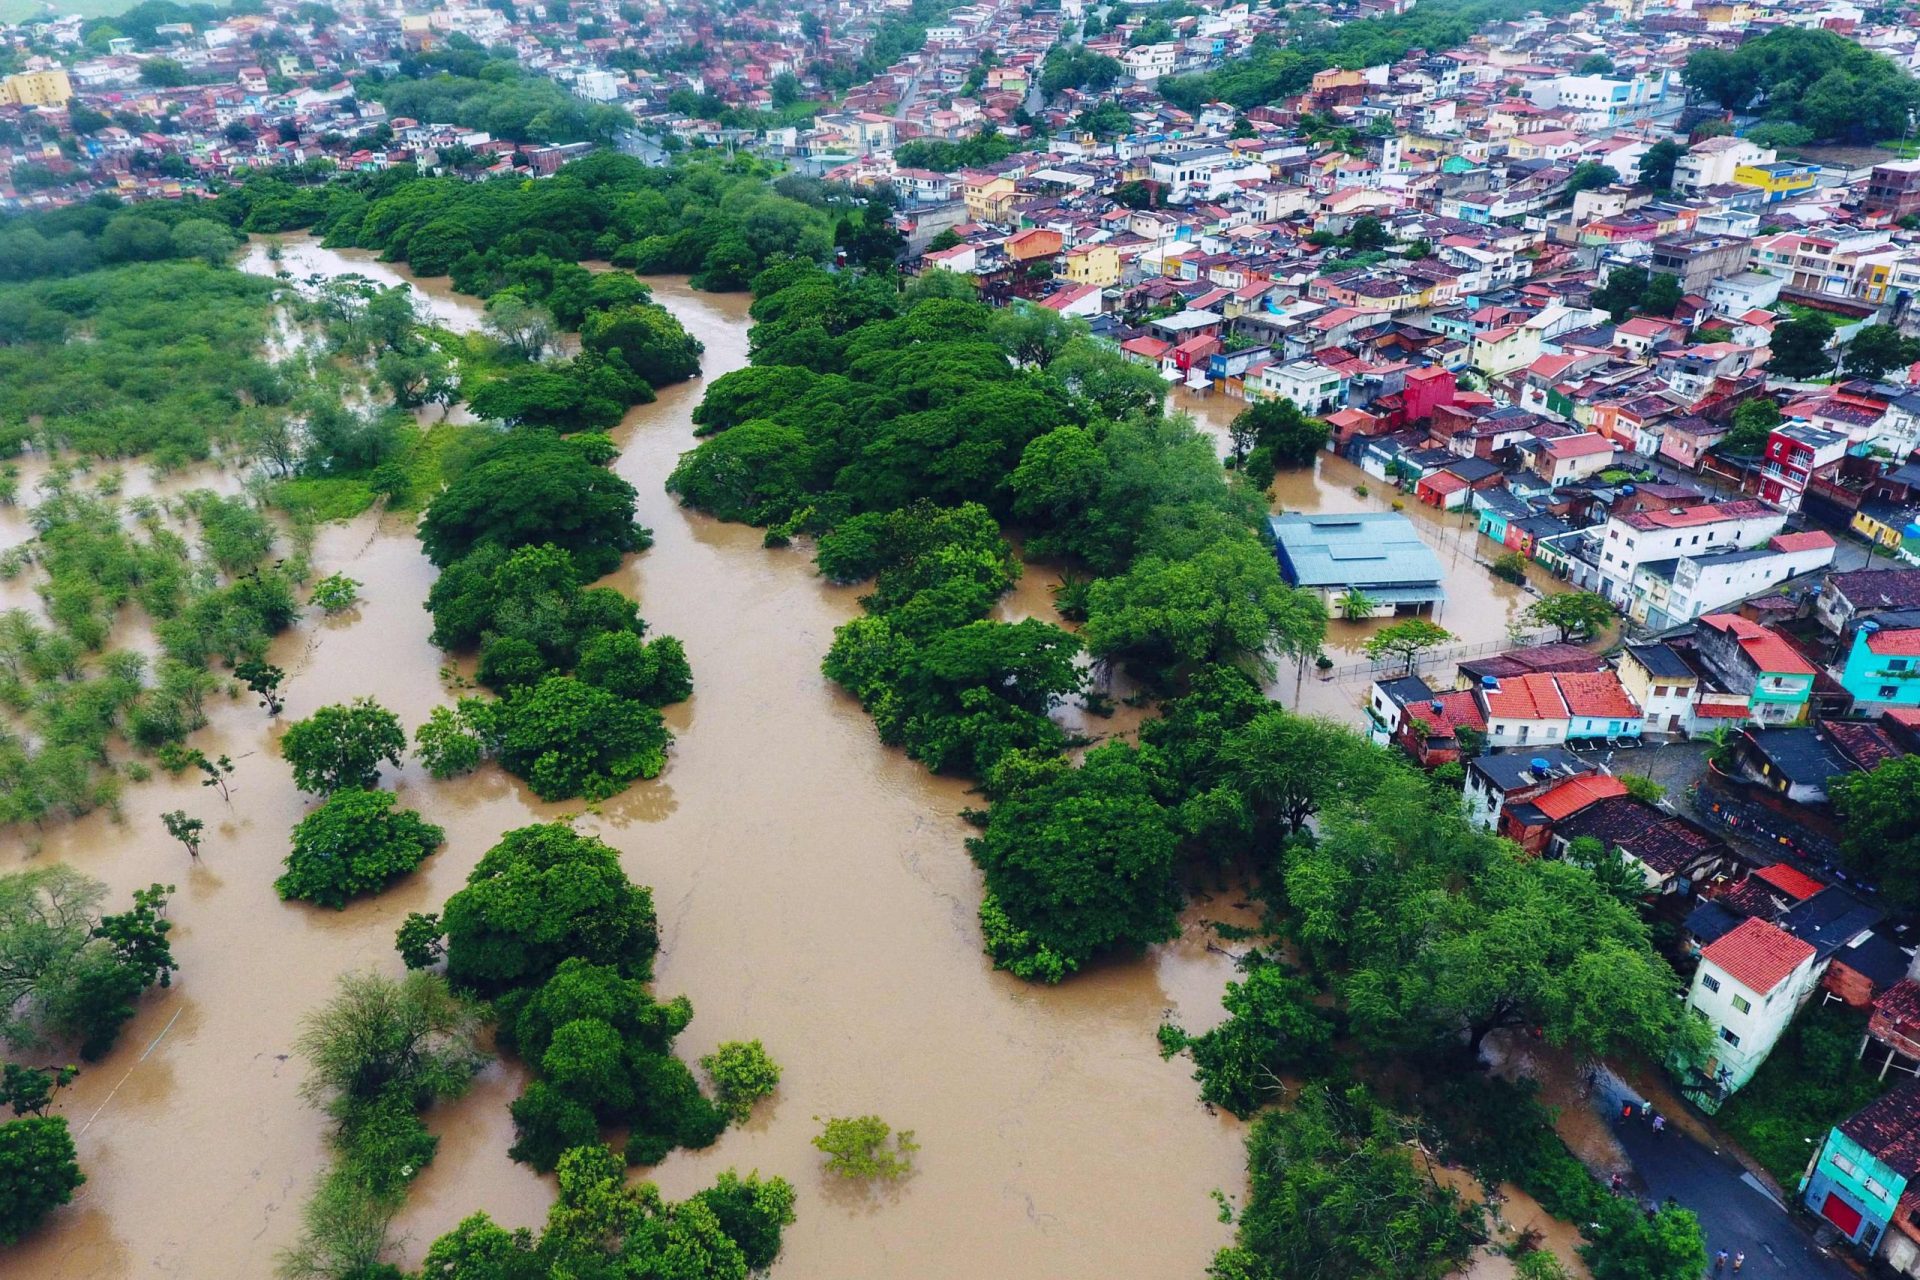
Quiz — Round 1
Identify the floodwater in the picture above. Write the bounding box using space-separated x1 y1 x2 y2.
0 244 1249 1278
1175 387 1574 727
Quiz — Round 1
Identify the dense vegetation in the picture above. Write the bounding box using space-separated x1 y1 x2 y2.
219 151 835 294
1720 1004 1889 1185
1160 0 1587 110
1685 27 1920 144
279 969 486 1279
402 822 778 1171
376 43 633 145
276 822 793 1278
1831 754 1920 904
670 264 1327 979
0 258 273 466
411 432 692 802
0 865 176 1061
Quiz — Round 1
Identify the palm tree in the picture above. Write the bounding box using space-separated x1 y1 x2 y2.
1336 588 1376 621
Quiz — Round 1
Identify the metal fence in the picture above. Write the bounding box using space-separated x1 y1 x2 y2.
1316 630 1558 683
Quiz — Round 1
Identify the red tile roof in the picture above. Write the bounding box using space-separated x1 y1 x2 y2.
1701 917 1815 995
1554 671 1642 719
1621 499 1773 531
1867 628 1920 657
1541 433 1615 459
1752 863 1824 901
1769 531 1835 553
1700 613 1817 676
1533 773 1629 822
1481 672 1569 721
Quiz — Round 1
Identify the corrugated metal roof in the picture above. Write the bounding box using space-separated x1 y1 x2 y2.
1268 513 1447 595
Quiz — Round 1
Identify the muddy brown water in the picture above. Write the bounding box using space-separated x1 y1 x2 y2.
1173 386 1574 725
1 244 1249 1278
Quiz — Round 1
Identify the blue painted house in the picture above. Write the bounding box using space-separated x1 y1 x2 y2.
1803 1080 1920 1259
1838 612 1920 711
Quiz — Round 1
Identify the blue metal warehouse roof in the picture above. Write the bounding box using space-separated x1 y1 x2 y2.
1268 512 1447 598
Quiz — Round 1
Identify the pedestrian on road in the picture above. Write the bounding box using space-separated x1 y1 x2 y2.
1713 1249 1729 1274
1652 1113 1667 1135
1733 1252 1745 1273
1610 1171 1624 1192
1621 1101 1634 1121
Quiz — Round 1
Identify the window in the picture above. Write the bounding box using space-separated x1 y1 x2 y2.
1832 1154 1858 1178
1892 660 1910 672
1701 973 1721 993
1883 687 1900 700
1720 1027 1741 1047
1731 994 1751 1015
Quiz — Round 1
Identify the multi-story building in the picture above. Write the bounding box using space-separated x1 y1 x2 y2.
0 68 73 106
1757 422 1849 512
1578 500 1788 607
1866 158 1920 220
1802 1081 1920 1262
1673 136 1774 194
1648 233 1751 296
1683 916 1820 1111
1694 612 1818 726
1733 160 1819 204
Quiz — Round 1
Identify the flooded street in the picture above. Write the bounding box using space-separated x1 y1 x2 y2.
1 244 1247 1278
1175 388 1572 726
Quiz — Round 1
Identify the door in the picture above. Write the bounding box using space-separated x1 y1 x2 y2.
1821 1190 1864 1238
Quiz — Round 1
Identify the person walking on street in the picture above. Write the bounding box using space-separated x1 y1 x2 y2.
1652 1113 1666 1135
1732 1252 1745 1273
1713 1249 1729 1274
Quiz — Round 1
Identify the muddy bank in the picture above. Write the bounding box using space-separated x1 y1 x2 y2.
0 247 1246 1279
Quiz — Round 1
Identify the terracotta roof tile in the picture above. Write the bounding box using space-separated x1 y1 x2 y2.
1701 917 1816 995
1752 863 1825 901
1533 773 1628 821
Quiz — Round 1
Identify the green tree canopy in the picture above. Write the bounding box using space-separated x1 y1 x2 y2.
419 430 647 578
968 743 1183 982
1832 756 1920 906
279 697 407 794
276 788 446 909
439 823 660 997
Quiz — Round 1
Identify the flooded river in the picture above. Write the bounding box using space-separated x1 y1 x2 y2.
0 241 1248 1278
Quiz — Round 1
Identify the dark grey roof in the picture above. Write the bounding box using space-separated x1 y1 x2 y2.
1627 642 1693 679
1467 747 1593 792
1745 727 1859 788
1684 899 1744 948
1831 930 1911 988
1781 886 1886 964
1377 674 1435 705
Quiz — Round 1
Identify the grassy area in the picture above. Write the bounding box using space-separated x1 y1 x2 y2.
1718 1003 1887 1187
1882 140 1920 160
270 419 485 522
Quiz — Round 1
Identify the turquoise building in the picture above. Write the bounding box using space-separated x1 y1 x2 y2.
1802 1082 1920 1256
1838 614 1920 710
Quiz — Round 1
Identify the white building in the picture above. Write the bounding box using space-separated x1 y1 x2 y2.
1627 532 1837 630
1521 72 1666 129
1254 360 1345 414
1673 136 1776 193
1587 499 1789 609
1121 42 1180 82
1685 917 1819 1106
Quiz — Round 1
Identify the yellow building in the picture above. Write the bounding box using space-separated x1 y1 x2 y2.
1732 161 1818 203
1061 243 1120 288
961 172 1016 222
1853 506 1906 550
0 69 74 107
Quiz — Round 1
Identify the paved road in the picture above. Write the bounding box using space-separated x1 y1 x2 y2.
1604 1098 1857 1280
